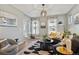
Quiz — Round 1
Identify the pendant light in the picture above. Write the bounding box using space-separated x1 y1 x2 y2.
41 4 47 17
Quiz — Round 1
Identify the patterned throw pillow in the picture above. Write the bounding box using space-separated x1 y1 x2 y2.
0 39 8 49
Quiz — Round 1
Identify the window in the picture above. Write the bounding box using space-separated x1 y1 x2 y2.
68 15 73 25
23 20 31 37
0 10 16 27
32 20 39 35
0 17 16 27
23 22 27 37
48 18 57 34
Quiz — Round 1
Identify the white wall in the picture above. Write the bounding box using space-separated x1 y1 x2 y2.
0 4 31 41
31 15 66 36
67 5 79 34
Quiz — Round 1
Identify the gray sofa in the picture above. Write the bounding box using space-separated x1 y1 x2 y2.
0 39 17 55
71 35 79 54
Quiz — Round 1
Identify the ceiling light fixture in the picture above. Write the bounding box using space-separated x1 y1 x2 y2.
41 4 47 17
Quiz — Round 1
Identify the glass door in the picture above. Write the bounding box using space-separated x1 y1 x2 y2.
32 20 39 35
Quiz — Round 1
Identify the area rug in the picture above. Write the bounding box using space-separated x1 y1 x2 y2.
25 40 50 55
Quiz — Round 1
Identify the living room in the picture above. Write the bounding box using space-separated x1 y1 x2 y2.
0 4 79 55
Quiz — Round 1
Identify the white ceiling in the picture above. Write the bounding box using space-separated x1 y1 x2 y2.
12 4 75 17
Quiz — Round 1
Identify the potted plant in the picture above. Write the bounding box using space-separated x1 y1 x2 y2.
63 30 71 37
42 34 48 41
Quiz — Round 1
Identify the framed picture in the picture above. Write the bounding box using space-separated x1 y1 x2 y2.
41 26 46 28
74 13 79 24
40 22 46 28
74 17 79 24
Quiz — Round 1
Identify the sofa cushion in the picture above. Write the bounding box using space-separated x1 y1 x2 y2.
0 39 8 49
0 45 17 52
0 44 17 55
0 43 11 50
7 39 17 45
0 39 17 55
